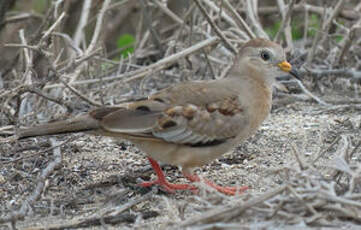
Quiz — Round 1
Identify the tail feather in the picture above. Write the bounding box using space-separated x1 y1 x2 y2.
18 114 99 139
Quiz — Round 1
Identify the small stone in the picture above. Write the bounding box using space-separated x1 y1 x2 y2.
0 174 5 184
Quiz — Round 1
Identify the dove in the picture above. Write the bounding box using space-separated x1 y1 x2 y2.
18 38 299 195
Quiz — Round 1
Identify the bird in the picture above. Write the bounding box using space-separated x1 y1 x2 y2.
17 38 299 195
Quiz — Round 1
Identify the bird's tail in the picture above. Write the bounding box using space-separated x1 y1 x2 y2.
17 114 100 139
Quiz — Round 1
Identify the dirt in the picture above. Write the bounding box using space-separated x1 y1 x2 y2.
1 99 360 229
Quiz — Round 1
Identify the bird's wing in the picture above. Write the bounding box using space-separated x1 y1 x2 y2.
99 79 248 146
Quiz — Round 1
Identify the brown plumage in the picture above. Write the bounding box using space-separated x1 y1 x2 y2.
17 38 299 195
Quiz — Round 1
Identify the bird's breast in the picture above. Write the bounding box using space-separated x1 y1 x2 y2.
238 82 272 140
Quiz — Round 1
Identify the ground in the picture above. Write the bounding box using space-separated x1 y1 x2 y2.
1 99 360 229
1 1 361 229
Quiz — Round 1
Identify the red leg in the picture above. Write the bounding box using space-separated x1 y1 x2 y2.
183 172 248 196
138 157 197 192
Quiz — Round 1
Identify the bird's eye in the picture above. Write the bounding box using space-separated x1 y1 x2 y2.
260 50 271 61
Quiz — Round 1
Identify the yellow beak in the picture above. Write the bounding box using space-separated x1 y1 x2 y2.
278 61 292 72
278 61 300 79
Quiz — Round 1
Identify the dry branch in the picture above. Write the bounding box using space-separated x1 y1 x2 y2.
44 36 220 88
237 4 360 21
222 0 255 39
303 68 361 82
22 191 155 229
1 1 360 229
0 139 62 224
180 185 288 227
193 0 237 54
274 0 296 51
245 0 269 39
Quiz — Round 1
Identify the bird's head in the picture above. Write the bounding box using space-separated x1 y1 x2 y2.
233 38 299 86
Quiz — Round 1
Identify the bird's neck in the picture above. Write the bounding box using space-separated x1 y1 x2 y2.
228 64 273 131
229 62 273 94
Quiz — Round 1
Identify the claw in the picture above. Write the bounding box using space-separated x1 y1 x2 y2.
183 172 248 195
141 157 248 195
138 179 197 193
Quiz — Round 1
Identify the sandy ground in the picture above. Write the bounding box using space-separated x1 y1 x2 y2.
1 100 360 229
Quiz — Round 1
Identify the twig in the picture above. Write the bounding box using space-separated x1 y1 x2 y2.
179 185 287 227
26 191 155 229
25 86 74 112
294 79 329 106
19 29 32 71
18 29 35 119
274 0 296 52
318 191 361 208
39 12 66 45
289 142 307 170
44 36 220 88
306 8 326 65
302 3 309 49
303 67 361 81
194 0 237 54
0 139 62 224
4 44 53 57
201 0 248 40
73 0 92 47
0 135 79 166
201 49 216 79
200 0 233 27
59 79 102 107
322 204 361 222
3 12 43 24
152 0 185 25
52 32 84 56
245 0 269 39
287 186 318 215
312 135 341 165
84 0 110 56
139 0 164 54
314 104 361 114
237 4 360 21
69 0 111 84
221 0 255 39
348 140 361 162
60 47 102 73
336 17 361 64
320 0 346 44
0 125 14 136
347 142 361 194
308 0 346 65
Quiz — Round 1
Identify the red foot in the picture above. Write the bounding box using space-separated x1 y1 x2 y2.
183 173 248 195
138 157 248 195
139 179 196 193
138 157 197 193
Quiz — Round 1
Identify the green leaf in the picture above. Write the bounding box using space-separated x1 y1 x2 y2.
265 21 281 39
307 14 321 37
34 0 47 13
117 34 135 58
265 13 322 41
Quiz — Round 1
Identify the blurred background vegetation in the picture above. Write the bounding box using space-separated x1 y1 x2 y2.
1 1 361 228
1 0 359 66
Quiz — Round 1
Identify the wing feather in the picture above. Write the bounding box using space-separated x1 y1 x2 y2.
98 79 247 146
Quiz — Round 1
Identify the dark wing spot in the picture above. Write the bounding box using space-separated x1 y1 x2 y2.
136 106 151 112
161 120 177 129
182 105 196 120
206 103 218 113
90 107 122 120
188 139 228 147
153 97 165 103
